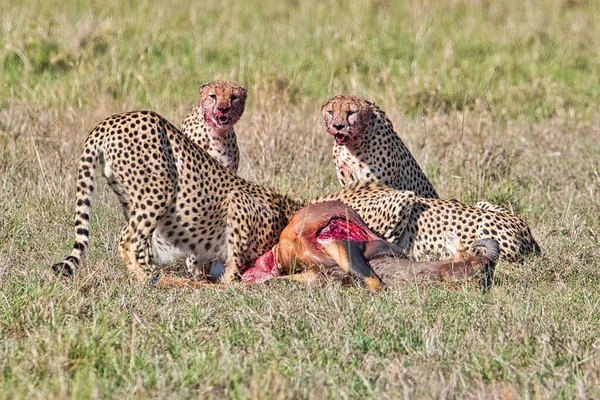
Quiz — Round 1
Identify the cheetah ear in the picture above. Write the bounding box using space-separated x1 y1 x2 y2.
321 97 332 111
239 85 248 98
362 99 375 114
200 82 210 94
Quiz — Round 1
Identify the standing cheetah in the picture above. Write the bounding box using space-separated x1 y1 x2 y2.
321 95 439 198
181 80 247 173
52 111 303 283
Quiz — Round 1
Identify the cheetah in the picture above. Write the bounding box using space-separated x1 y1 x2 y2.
321 181 540 263
180 80 247 278
321 95 439 198
51 112 538 284
52 111 303 283
180 80 247 173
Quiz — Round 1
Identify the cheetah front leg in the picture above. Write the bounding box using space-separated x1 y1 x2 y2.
185 255 213 281
221 191 280 284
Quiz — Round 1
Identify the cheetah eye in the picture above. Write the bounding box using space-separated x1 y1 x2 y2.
347 110 356 116
231 95 238 101
209 94 217 100
326 110 334 115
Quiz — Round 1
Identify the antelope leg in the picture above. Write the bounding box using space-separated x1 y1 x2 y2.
321 240 383 291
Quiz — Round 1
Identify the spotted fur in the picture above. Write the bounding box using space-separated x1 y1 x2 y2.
322 181 540 262
52 111 302 282
52 112 539 283
181 80 247 173
474 201 511 214
321 95 438 198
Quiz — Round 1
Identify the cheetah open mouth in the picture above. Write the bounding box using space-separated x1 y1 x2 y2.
334 133 349 146
217 115 231 125
210 114 232 128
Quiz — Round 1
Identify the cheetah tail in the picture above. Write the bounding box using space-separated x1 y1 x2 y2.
52 140 100 278
531 238 542 256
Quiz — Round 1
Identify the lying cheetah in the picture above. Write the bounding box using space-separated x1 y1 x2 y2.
52 111 303 283
322 181 540 262
321 95 439 198
181 80 247 173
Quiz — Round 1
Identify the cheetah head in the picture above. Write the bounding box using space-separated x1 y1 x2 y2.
200 80 247 135
321 95 373 147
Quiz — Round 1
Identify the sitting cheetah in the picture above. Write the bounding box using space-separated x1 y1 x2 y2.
322 181 540 262
180 80 247 173
180 80 247 278
52 111 303 283
321 95 439 198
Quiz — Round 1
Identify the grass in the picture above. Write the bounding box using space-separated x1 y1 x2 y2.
1 0 600 398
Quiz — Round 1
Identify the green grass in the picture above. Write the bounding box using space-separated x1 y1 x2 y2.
2 0 600 398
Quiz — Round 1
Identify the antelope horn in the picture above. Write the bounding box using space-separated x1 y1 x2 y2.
471 238 500 266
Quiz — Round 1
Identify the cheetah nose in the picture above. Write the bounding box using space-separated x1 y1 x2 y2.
217 106 231 113
333 123 345 130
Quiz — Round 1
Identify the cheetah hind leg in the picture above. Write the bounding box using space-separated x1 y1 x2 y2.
118 220 149 281
117 225 131 264
121 201 171 282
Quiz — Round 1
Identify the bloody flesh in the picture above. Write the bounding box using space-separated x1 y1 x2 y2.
240 216 373 284
240 249 280 283
316 217 372 243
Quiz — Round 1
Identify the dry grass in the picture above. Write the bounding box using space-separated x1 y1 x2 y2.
1 0 600 398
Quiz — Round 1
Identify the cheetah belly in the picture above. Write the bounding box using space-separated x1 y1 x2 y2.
151 218 228 267
151 227 189 266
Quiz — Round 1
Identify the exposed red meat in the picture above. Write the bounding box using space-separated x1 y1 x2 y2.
240 249 280 283
317 217 372 243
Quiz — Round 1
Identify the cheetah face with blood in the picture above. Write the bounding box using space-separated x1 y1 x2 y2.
321 95 372 146
200 81 247 136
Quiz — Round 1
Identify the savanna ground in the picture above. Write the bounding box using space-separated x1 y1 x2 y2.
1 0 600 398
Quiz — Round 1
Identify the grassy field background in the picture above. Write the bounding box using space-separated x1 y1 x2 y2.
1 0 600 398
